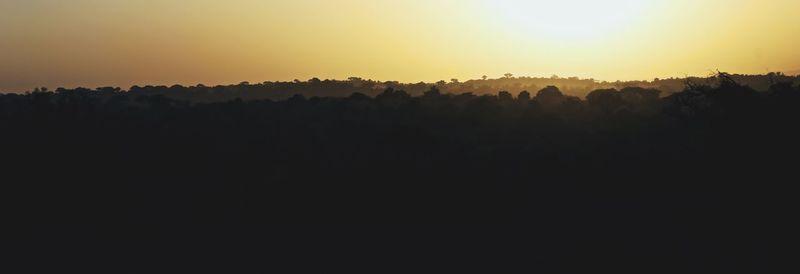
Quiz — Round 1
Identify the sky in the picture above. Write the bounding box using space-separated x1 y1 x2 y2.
1 0 799 92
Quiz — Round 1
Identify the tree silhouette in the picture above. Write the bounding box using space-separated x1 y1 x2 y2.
518 90 531 101
534 85 566 109
586 88 625 114
498 91 513 101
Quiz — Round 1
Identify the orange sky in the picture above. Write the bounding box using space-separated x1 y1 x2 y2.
1 0 799 92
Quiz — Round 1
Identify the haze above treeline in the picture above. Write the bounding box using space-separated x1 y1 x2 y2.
9 72 799 103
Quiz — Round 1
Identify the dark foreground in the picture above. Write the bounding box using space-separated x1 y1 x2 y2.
3 76 797 273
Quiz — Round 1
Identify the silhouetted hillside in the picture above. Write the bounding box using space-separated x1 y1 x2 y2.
4 73 797 273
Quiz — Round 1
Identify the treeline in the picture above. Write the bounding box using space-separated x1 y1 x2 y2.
4 73 798 272
16 72 798 103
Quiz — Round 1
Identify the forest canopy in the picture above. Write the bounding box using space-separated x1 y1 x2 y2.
7 73 798 103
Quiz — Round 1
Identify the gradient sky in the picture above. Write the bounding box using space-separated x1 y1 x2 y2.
1 0 799 92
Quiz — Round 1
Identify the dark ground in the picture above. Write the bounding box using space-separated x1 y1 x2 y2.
3 77 797 273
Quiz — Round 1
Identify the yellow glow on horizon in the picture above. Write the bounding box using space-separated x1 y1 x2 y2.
0 0 799 92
